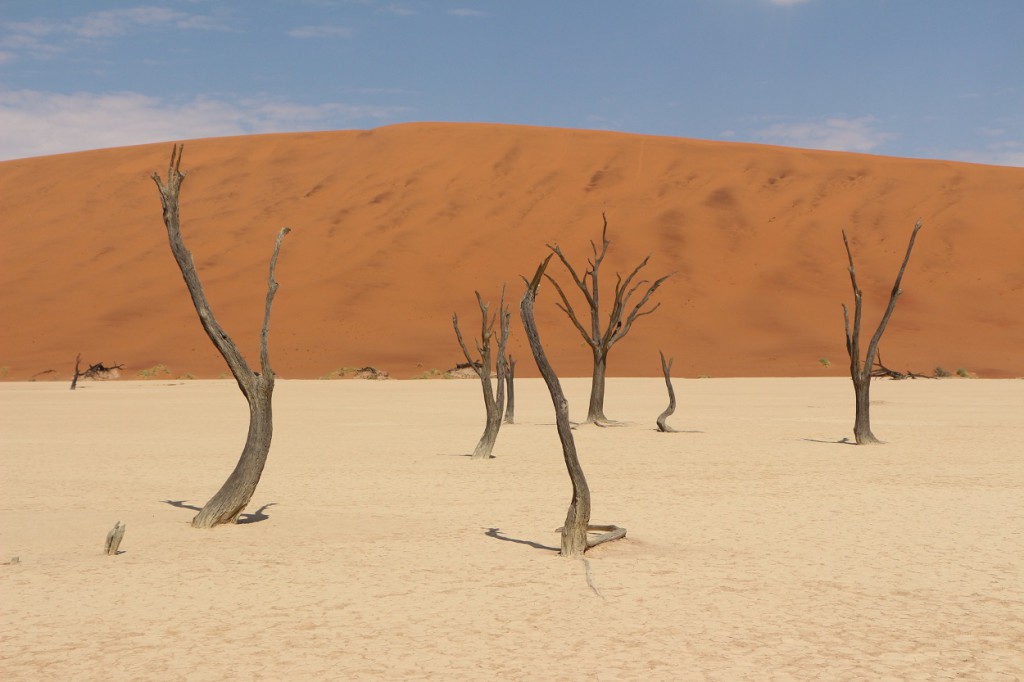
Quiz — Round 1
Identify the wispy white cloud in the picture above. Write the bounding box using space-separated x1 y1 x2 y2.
287 25 353 38
947 140 1024 168
0 90 409 160
384 4 418 16
753 116 896 153
0 7 232 62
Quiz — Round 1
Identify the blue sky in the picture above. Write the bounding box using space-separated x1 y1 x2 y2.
1 0 1021 165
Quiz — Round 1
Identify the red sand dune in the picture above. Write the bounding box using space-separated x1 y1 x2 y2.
1 122 1022 380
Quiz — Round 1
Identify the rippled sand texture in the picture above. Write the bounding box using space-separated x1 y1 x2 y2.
2 377 1022 680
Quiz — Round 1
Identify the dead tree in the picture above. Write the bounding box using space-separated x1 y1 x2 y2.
71 354 82 390
547 214 670 423
871 350 932 380
841 220 923 445
503 354 516 424
72 356 125 389
521 256 626 557
152 145 290 528
453 288 510 459
656 351 677 433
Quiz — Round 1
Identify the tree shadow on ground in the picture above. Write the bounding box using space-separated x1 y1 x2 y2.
160 499 276 524
484 527 558 553
801 437 858 445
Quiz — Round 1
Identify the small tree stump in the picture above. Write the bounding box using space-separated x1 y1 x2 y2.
104 521 125 555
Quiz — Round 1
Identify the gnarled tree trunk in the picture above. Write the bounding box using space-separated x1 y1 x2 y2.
521 256 626 557
152 145 290 528
841 220 922 445
657 351 677 433
453 289 510 459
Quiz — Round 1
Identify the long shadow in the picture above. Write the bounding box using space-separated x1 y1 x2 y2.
160 500 276 524
801 437 858 446
485 527 558 553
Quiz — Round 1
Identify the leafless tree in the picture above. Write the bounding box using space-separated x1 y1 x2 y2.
453 288 510 459
152 145 290 528
546 214 670 423
842 220 923 445
521 256 626 557
503 354 516 424
71 355 124 389
656 351 677 433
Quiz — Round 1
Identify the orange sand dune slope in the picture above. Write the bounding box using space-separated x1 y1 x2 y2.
1 123 1022 380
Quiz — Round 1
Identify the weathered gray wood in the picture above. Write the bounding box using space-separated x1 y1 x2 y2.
104 521 125 555
656 351 677 432
842 220 922 445
546 213 670 423
521 257 626 557
453 288 510 459
152 145 290 527
503 355 516 424
70 353 82 391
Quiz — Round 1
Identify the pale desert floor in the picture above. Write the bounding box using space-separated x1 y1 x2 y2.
1 377 1022 681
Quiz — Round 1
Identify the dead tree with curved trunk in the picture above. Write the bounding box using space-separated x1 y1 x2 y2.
152 145 290 528
521 256 626 557
453 289 510 459
547 214 670 424
841 220 923 445
656 351 677 433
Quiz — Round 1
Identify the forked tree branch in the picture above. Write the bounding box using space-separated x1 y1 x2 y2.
153 145 292 393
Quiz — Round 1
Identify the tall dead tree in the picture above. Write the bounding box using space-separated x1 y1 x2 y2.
453 289 510 459
521 256 626 557
153 146 290 528
503 355 516 424
842 220 923 445
656 351 677 433
547 214 670 423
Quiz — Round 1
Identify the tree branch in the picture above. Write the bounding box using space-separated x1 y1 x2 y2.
864 220 924 373
152 144 257 392
259 227 290 377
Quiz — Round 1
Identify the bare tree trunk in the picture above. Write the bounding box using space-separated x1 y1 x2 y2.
521 257 626 557
546 214 670 423
503 355 516 424
852 378 876 444
657 351 677 433
152 145 290 528
453 289 510 459
587 352 608 423
841 220 922 445
70 353 82 390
